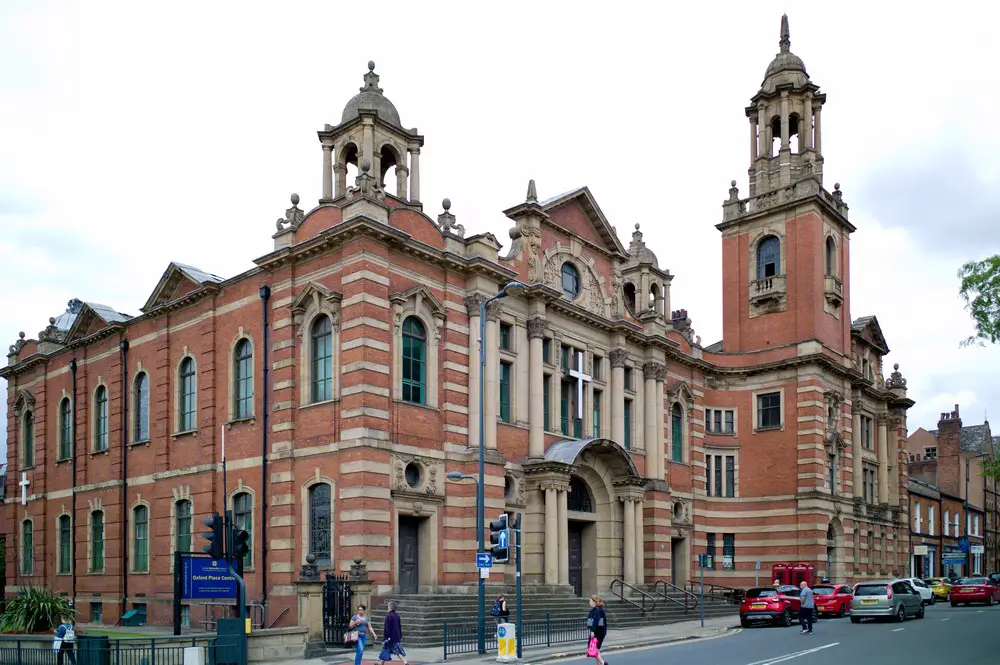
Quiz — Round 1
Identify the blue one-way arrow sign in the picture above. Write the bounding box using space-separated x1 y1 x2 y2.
477 553 493 568
498 529 509 549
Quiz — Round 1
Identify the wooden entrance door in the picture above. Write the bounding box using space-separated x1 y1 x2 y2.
399 517 420 594
671 538 682 584
568 524 584 596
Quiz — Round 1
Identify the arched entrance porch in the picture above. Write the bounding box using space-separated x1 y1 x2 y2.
523 438 646 596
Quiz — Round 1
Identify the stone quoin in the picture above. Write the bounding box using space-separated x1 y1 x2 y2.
2 16 914 628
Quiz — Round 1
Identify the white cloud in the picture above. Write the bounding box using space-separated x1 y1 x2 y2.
3 0 1000 460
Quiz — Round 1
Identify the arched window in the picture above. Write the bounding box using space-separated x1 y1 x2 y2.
561 263 581 299
178 357 196 432
21 520 33 575
827 524 836 542
233 492 253 568
94 386 109 451
756 236 780 279
623 283 637 315
134 373 149 442
401 317 426 405
175 499 192 554
825 237 836 276
671 403 684 463
91 510 105 572
58 515 71 574
59 398 72 460
233 339 254 419
22 411 34 467
311 316 333 403
133 505 149 572
308 483 332 566
567 476 594 513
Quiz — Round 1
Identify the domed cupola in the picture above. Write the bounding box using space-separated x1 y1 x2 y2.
760 15 810 93
341 61 402 127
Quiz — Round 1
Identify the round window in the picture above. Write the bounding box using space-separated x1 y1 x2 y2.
561 262 581 299
404 462 422 489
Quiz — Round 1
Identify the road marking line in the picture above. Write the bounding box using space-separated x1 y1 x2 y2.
743 643 839 665
941 617 951 621
892 628 904 632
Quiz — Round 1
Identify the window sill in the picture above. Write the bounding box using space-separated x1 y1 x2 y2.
130 570 151 576
89 449 110 458
57 572 72 577
754 425 782 433
299 398 338 411
395 400 439 413
172 430 198 441
55 457 71 466
89 570 106 575
226 417 256 429
130 439 151 449
706 430 737 437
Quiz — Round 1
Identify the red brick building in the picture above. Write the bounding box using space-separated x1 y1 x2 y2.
2 17 914 627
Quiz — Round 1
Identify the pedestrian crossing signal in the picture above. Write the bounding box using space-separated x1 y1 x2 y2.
489 513 509 563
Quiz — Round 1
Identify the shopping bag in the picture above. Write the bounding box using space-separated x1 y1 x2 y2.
53 637 62 653
378 640 393 661
344 630 360 644
586 637 599 657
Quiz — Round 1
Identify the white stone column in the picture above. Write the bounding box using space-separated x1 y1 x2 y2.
484 302 500 450
757 105 767 158
396 165 409 200
750 117 758 161
634 500 645 585
528 318 546 457
887 418 900 507
322 143 333 200
362 122 374 168
656 376 666 480
409 148 421 202
853 410 863 499
465 295 484 451
643 363 659 479
610 349 626 446
634 371 645 453
803 95 813 151
544 487 558 584
623 498 636 584
558 489 569 586
780 92 790 149
877 415 889 504
334 164 347 199
584 373 594 438
814 107 822 156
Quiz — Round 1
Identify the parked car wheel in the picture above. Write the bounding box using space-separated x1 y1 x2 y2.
850 616 861 624
951 601 958 608
987 595 994 607
896 606 906 622
740 617 750 628
839 603 849 618
780 609 793 627
917 604 925 619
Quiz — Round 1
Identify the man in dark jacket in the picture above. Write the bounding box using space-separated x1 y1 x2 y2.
380 601 409 665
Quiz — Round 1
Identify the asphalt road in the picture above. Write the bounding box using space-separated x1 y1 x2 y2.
549 602 1000 665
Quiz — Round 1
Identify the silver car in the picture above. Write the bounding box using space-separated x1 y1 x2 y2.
850 579 925 623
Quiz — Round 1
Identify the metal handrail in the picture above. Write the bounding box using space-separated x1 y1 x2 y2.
652 580 698 611
686 581 746 605
608 579 656 614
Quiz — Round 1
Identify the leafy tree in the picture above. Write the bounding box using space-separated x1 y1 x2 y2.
0 585 74 633
958 254 1000 346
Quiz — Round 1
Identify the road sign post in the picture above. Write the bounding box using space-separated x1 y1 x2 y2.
513 512 523 659
698 554 706 628
477 553 493 568
755 559 760 587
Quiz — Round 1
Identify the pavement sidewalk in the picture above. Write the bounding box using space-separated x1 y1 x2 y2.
290 614 740 665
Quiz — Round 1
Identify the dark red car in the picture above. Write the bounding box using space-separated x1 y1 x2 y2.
813 583 853 617
739 585 802 627
949 577 1000 606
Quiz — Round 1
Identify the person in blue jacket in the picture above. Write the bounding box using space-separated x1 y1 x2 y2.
379 601 409 665
53 616 77 665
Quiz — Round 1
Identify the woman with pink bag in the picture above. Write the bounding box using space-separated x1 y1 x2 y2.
586 595 608 665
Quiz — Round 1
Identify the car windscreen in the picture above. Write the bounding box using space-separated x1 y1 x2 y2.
745 588 777 599
958 578 988 585
811 586 836 595
853 584 888 597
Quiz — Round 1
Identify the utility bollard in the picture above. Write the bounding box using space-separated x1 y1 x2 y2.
496 623 518 663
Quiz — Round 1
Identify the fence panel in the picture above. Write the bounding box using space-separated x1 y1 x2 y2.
444 615 588 659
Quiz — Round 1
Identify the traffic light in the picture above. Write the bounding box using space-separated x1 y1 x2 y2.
489 513 509 563
200 512 224 558
232 528 251 564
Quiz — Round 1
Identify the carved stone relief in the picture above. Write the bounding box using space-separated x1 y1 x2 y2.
391 454 444 499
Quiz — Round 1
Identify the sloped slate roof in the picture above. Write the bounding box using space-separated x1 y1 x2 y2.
175 263 225 285
928 424 991 453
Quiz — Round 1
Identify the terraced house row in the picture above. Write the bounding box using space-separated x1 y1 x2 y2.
2 16 914 628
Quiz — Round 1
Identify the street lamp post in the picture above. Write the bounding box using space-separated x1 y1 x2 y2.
471 282 525 654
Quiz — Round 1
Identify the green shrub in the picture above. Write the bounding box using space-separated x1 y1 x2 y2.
0 586 75 633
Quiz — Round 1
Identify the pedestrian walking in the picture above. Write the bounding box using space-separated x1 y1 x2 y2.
53 616 77 665
378 601 409 665
586 594 608 665
798 581 815 634
490 594 510 625
773 579 781 588
349 604 378 665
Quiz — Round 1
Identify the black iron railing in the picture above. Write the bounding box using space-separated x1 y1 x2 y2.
686 581 746 605
608 579 656 613
443 614 588 659
323 572 354 646
652 580 698 611
0 636 209 665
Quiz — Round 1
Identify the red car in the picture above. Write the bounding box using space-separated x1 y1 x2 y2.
949 577 1000 606
812 583 853 617
739 585 802 627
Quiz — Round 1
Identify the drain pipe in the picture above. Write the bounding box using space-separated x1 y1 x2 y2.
259 284 271 621
70 358 78 608
119 339 130 618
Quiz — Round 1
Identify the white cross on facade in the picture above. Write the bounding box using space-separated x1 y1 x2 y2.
19 472 30 506
567 349 592 420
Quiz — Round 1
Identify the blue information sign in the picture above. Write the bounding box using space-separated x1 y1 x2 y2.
182 556 238 599
498 530 509 549
476 553 493 568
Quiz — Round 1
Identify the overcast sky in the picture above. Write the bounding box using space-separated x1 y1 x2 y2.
3 1 999 461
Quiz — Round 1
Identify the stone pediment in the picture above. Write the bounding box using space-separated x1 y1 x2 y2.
142 262 224 313
540 187 628 259
851 315 889 355
289 282 343 317
389 285 445 320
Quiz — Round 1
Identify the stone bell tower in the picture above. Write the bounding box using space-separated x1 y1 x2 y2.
718 15 854 356
747 15 826 197
318 61 425 205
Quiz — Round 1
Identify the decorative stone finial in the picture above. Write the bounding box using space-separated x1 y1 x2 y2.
299 553 320 581
779 14 791 54
291 193 300 206
832 183 843 201
437 197 465 237
18 331 25 339
368 60 375 72
526 179 538 203
731 180 737 187
361 159 371 173
361 62 383 94
834 182 841 191
728 180 740 201
886 363 907 390
306 554 316 564
442 198 451 211
48 317 55 325
276 192 305 232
